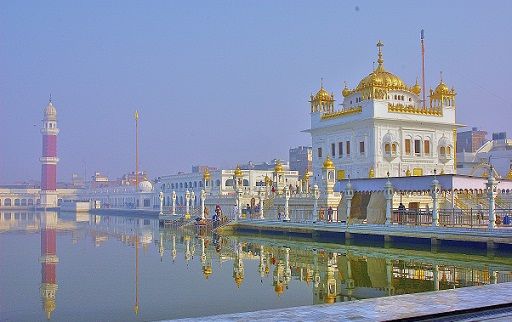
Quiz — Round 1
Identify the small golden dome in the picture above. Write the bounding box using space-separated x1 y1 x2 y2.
203 168 211 181
342 83 352 97
323 157 335 169
433 81 455 96
234 274 244 288
368 167 375 178
234 165 243 178
274 161 284 173
315 87 333 101
264 175 273 185
411 79 421 95
506 169 512 180
203 266 212 279
274 283 284 296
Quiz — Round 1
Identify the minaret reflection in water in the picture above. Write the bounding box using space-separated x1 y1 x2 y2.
40 211 59 320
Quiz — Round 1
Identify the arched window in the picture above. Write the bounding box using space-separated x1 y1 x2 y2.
4 198 11 206
180 183 183 189
440 146 446 155
28 199 34 206
194 181 197 188
424 139 431 155
243 179 249 186
392 143 397 153
384 143 391 154
446 146 451 155
21 199 27 206
14 199 20 206
216 179 221 187
225 179 234 187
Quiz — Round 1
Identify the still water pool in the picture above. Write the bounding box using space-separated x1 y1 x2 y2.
1 211 511 321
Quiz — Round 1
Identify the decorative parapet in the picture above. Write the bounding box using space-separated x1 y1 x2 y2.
388 103 443 116
321 106 362 120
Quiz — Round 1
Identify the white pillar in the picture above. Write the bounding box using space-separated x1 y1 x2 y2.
431 176 440 227
283 186 290 221
258 189 265 220
159 192 164 215
200 189 206 220
172 234 176 262
190 191 195 212
237 189 242 220
185 190 190 216
433 264 440 291
172 191 176 215
312 184 320 222
345 180 354 226
487 168 498 230
384 177 393 225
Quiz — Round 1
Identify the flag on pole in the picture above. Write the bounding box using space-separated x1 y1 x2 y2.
135 110 139 120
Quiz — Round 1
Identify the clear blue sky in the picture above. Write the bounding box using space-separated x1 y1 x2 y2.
1 1 511 183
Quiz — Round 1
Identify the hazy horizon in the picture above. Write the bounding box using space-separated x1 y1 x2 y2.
2 1 511 183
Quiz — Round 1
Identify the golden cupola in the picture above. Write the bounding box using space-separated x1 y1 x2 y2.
342 82 352 97
411 79 421 95
203 168 211 181
350 41 411 100
234 165 243 178
429 73 456 108
323 156 335 170
310 79 335 113
274 160 284 173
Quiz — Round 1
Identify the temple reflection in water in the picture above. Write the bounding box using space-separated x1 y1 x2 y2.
0 211 511 320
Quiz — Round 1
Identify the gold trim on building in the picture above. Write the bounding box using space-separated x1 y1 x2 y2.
388 103 443 116
321 106 362 120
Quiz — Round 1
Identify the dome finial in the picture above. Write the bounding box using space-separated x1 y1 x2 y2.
320 77 324 89
376 40 384 68
49 93 52 103
440 70 443 83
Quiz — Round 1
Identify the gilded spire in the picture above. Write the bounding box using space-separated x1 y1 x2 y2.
376 40 384 69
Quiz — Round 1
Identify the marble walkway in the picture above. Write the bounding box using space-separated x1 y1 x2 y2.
170 282 512 321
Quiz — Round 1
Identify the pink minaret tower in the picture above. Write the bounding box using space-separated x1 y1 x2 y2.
40 97 60 208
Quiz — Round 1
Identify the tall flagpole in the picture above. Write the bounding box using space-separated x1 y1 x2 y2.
421 29 426 108
135 110 139 186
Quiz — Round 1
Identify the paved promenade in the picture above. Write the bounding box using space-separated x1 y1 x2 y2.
172 282 512 321
226 220 512 247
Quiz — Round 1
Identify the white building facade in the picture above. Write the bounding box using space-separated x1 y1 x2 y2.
306 41 458 182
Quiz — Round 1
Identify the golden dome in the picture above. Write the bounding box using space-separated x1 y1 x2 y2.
203 168 211 181
355 41 408 92
274 283 284 296
433 81 455 96
234 274 244 288
342 82 352 97
411 79 421 95
314 87 333 101
274 161 284 173
264 175 273 185
203 266 212 279
234 165 243 178
506 169 512 180
323 157 335 169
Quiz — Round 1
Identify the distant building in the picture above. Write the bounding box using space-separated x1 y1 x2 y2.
457 127 487 153
71 174 85 188
456 131 512 178
239 160 288 171
191 165 218 173
289 146 312 177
